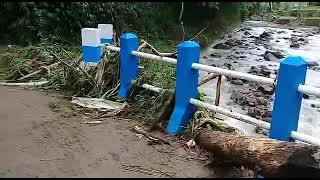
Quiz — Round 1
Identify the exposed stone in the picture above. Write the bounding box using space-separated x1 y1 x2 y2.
264 52 278 61
256 97 268 106
262 117 271 123
213 43 231 49
244 31 251 36
261 110 272 118
260 31 271 39
265 50 285 59
307 61 319 67
210 52 222 58
258 85 275 95
290 42 300 48
230 79 244 86
303 94 309 99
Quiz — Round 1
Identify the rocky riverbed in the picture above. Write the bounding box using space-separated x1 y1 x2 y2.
199 20 320 137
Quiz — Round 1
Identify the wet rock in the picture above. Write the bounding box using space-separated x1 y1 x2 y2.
303 94 309 99
248 107 256 117
258 85 275 95
283 37 289 40
265 50 285 59
247 97 258 107
262 117 271 123
298 37 309 45
244 31 251 36
223 63 234 70
203 56 207 59
213 43 230 49
210 52 222 58
230 79 244 86
277 30 287 34
275 40 280 42
260 31 271 39
290 42 300 48
307 61 319 67
264 52 278 61
248 65 271 77
261 110 272 118
230 91 242 100
256 97 268 106
225 38 242 47
290 36 299 42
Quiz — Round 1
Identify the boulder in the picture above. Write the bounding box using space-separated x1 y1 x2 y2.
290 42 300 48
307 61 319 67
213 43 231 49
258 85 275 95
265 50 285 59
210 52 222 58
230 79 244 86
264 52 278 61
257 97 268 106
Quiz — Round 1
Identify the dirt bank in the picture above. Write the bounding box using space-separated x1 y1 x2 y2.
0 86 252 178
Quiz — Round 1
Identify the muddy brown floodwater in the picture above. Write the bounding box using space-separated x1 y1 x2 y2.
0 86 253 178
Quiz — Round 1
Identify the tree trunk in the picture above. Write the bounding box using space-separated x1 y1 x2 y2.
194 130 320 177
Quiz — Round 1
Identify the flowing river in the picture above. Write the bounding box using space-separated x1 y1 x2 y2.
199 20 320 138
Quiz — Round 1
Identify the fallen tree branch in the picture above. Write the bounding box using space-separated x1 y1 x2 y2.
215 75 222 106
140 39 177 57
17 62 60 81
131 126 171 145
149 73 219 131
179 2 185 41
51 52 96 87
0 81 49 86
194 130 320 178
189 26 208 41
198 73 219 86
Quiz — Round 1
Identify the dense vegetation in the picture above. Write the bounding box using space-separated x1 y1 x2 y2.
0 2 269 130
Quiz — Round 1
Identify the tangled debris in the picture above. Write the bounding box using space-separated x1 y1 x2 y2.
0 39 234 136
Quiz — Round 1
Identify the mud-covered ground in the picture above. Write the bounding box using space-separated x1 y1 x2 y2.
0 86 254 178
200 20 320 137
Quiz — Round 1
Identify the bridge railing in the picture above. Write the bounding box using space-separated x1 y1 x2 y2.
81 28 320 147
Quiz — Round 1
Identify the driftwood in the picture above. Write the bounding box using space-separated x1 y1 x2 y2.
17 62 60 81
214 75 222 106
0 81 49 86
194 130 320 178
131 126 171 145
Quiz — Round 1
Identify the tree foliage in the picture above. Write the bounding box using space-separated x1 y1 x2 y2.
0 2 177 45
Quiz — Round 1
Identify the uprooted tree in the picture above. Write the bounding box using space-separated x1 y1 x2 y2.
194 130 320 177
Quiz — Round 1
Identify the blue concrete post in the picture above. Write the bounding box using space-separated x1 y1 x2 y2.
269 56 307 141
98 24 113 44
118 33 139 98
81 28 102 63
166 41 200 136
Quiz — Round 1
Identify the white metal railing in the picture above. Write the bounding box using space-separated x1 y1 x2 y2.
106 45 120 52
131 51 177 64
298 84 320 97
104 44 320 147
190 98 320 146
191 63 276 85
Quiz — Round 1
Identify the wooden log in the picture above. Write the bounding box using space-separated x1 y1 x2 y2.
194 130 320 177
